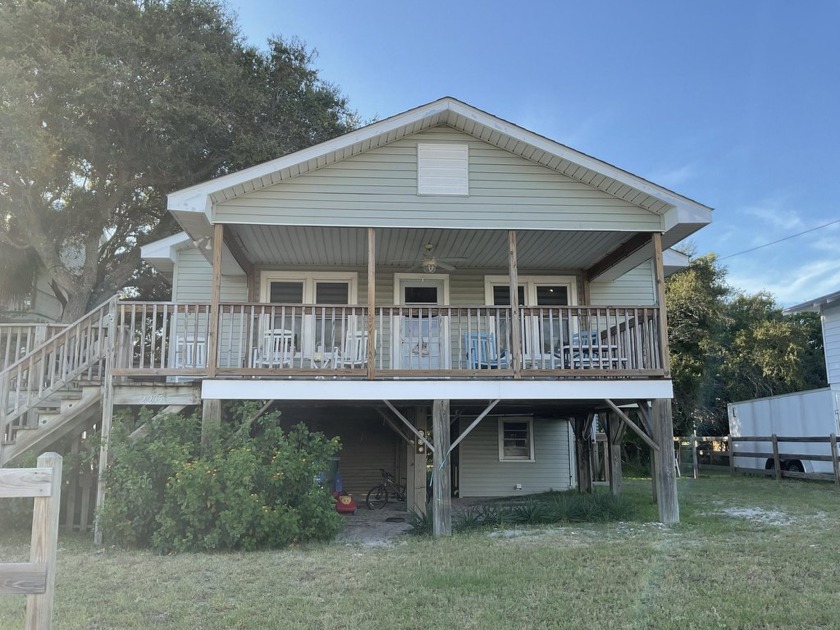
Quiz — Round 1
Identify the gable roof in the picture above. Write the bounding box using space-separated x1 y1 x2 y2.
167 97 712 248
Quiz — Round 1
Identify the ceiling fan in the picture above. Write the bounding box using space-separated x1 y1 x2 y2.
401 243 467 274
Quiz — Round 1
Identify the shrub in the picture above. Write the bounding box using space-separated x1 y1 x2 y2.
102 405 342 552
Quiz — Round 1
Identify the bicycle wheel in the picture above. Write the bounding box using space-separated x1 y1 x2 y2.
366 485 388 510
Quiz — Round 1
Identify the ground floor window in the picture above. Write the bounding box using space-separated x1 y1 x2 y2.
498 417 535 462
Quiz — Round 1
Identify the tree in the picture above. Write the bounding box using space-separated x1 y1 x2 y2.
0 0 357 321
666 256 827 435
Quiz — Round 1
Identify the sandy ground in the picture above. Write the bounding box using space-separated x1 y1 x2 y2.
334 501 412 546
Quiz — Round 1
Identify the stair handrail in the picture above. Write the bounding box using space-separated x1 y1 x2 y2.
0 296 118 432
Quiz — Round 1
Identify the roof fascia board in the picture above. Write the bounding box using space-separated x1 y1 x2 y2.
167 100 450 215
445 100 712 215
784 290 840 314
168 97 713 221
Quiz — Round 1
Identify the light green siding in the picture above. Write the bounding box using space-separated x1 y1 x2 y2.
172 248 247 302
215 127 663 232
458 417 574 497
589 260 656 305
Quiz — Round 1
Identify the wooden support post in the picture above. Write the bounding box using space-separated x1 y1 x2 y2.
607 412 623 496
432 399 451 536
367 227 376 380
93 299 117 546
407 407 428 516
573 415 593 493
202 399 222 448
28 452 62 630
651 400 679 524
691 433 699 479
64 433 81 531
831 433 840 487
651 232 671 376
772 433 781 482
207 223 224 378
508 230 522 378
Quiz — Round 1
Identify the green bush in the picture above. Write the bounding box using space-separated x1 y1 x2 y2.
101 405 342 552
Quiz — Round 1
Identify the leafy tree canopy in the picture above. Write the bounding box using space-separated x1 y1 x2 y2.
667 254 827 435
0 0 357 321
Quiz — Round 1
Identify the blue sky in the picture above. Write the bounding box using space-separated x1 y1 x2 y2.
231 1 839 306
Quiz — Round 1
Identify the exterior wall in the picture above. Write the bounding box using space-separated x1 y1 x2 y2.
589 260 656 305
0 270 63 322
457 416 574 497
276 407 401 495
822 302 840 386
172 248 247 302
215 127 663 232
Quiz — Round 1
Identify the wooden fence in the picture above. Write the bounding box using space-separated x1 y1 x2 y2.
678 434 840 485
0 453 62 630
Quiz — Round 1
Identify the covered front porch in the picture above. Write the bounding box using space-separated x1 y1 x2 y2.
134 225 677 381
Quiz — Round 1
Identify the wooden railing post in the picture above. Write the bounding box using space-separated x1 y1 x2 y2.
830 433 840 487
206 223 223 378
771 434 781 482
27 452 62 630
0 453 62 630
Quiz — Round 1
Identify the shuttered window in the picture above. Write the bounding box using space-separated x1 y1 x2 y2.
417 143 469 195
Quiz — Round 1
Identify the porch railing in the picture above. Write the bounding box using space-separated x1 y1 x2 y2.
112 301 665 378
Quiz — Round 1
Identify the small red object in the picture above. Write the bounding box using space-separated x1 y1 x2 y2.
333 491 357 514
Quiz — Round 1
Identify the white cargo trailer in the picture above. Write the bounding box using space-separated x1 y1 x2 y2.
728 387 840 473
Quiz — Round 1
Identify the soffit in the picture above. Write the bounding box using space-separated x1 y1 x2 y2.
230 225 627 270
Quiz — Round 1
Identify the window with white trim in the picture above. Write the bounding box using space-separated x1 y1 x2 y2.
259 271 358 357
498 418 535 462
417 143 469 195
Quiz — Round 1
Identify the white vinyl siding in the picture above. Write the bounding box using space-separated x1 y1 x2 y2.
215 128 663 232
589 260 656 305
458 417 573 496
823 303 840 386
417 143 468 195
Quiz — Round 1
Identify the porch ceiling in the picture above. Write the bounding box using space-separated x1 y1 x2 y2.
230 225 629 270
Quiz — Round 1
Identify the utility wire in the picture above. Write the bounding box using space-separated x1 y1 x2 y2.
718 218 840 261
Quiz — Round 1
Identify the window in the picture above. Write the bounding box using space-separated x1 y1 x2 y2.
498 418 535 462
417 143 469 195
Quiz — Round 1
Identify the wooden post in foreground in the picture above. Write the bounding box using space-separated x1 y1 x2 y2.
0 453 62 630
432 399 451 536
830 433 840 487
574 415 593 494
508 230 522 378
652 400 679 524
27 452 62 630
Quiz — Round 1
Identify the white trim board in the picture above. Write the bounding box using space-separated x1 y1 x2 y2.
202 379 673 401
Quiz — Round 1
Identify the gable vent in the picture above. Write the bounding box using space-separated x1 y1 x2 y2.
417 143 469 196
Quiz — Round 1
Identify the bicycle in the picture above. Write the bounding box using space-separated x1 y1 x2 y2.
366 468 407 510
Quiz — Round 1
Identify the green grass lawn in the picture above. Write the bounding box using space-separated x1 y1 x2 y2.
2 473 839 629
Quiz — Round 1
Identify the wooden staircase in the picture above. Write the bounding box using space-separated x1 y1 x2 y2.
1 385 101 466
0 298 116 467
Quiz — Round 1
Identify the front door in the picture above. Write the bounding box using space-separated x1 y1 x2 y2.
396 277 449 369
